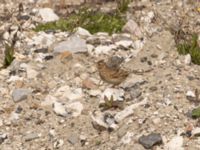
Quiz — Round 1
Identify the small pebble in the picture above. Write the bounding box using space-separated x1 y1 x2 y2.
24 133 40 142
139 133 162 149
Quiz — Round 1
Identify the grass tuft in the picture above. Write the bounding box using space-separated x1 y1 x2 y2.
177 34 200 65
116 0 132 13
34 8 126 35
192 107 200 118
1 43 15 69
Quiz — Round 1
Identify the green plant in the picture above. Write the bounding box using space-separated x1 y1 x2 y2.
2 43 15 68
34 8 125 35
116 0 132 13
192 107 200 118
177 34 200 65
95 140 101 146
99 95 124 111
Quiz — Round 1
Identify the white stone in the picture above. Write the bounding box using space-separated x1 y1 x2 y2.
19 63 28 69
192 127 200 137
112 33 131 39
66 101 83 117
87 44 95 55
53 102 67 117
115 40 133 48
91 111 108 130
41 95 58 106
53 36 87 53
73 63 84 69
122 19 142 38
54 139 64 149
26 67 39 79
96 32 109 36
120 132 134 144
0 133 7 141
75 27 91 38
152 118 161 125
114 98 147 122
9 112 20 121
120 74 145 88
55 86 83 101
14 52 26 60
186 90 195 98
94 45 117 55
65 88 83 101
55 86 70 97
164 97 172 106
101 88 125 101
0 69 9 77
27 32 55 47
49 129 56 137
88 89 101 97
2 31 9 40
165 136 184 150
132 40 145 50
7 76 23 83
38 8 59 23
184 54 191 65
141 11 155 23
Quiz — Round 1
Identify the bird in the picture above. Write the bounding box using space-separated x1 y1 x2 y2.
97 59 129 85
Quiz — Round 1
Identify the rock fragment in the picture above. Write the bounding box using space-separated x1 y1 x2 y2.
55 86 83 101
114 98 147 122
184 54 191 65
66 101 83 117
186 90 196 101
122 19 142 38
82 79 97 89
0 133 7 144
38 8 59 22
24 133 41 142
115 40 133 49
53 36 87 54
120 74 145 88
75 27 91 38
192 127 200 137
54 139 64 149
67 134 79 145
94 45 117 55
165 136 184 150
91 111 118 131
139 133 162 149
12 88 32 102
120 132 134 144
53 102 68 117
101 88 125 101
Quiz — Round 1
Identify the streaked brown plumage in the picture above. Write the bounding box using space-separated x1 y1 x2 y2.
97 60 129 85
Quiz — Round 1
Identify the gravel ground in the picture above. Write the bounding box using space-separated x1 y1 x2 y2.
0 0 200 150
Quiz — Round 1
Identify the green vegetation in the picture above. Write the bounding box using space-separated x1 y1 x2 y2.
95 140 101 146
99 95 115 110
35 5 126 35
99 95 124 111
192 107 200 118
177 34 200 65
1 43 15 69
117 0 132 13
